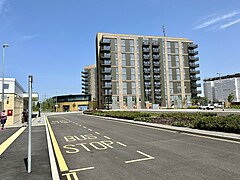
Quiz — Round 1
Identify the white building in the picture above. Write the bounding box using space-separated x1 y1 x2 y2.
0 78 38 125
203 73 240 103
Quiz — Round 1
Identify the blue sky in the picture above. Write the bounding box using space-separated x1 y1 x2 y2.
0 0 240 100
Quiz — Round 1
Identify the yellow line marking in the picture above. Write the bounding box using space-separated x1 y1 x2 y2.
0 127 26 156
104 136 111 140
46 117 69 172
68 167 95 173
125 151 155 164
181 133 240 144
95 132 100 135
116 142 127 147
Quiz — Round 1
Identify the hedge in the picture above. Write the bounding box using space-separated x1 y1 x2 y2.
83 110 240 134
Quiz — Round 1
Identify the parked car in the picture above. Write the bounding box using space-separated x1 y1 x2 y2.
198 104 214 110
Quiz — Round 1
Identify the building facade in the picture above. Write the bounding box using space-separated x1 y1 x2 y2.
53 94 91 112
0 78 26 125
203 73 240 102
96 33 201 109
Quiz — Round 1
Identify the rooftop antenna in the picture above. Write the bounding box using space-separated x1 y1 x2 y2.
162 25 166 37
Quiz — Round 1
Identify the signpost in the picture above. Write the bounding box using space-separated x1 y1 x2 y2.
28 75 33 173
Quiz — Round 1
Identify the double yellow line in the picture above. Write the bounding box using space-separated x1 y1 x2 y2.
46 117 69 172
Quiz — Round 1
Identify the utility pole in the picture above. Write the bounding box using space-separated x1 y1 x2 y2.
2 44 9 112
28 75 33 173
217 73 224 111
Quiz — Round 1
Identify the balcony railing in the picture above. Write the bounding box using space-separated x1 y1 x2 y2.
152 49 159 53
100 46 111 51
191 83 201 88
81 71 88 74
101 54 111 59
82 78 88 82
189 63 199 68
142 41 149 46
143 48 150 53
188 50 198 55
190 70 200 74
188 43 198 49
189 56 199 61
144 76 151 81
101 70 111 74
153 55 160 59
100 39 111 44
190 76 201 81
153 62 160 66
101 61 111 66
144 70 151 74
143 62 151 66
81 74 88 78
192 90 202 94
152 41 159 46
143 55 150 59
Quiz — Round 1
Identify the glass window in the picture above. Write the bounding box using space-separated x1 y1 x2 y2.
122 74 126 80
130 53 134 60
129 40 134 46
122 67 126 74
121 46 126 53
122 54 126 60
131 75 135 80
130 60 135 66
167 42 171 48
121 39 126 46
175 48 179 54
131 68 135 74
130 47 134 53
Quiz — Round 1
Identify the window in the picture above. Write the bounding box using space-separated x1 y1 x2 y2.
121 46 126 53
121 39 126 45
129 40 134 46
130 47 134 53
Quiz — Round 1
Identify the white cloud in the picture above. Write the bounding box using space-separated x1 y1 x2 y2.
0 0 7 15
194 11 240 30
220 18 240 29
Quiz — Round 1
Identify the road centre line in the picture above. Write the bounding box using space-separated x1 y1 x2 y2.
46 117 69 172
125 151 154 164
116 142 127 147
104 136 111 140
181 132 240 144
0 127 26 156
95 132 100 135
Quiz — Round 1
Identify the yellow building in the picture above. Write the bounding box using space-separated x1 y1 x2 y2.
53 94 92 112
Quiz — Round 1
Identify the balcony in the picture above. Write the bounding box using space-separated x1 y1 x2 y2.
102 85 112 89
82 78 88 82
142 41 149 46
144 70 151 74
143 62 151 67
154 84 161 87
102 77 112 81
143 55 150 60
192 90 202 94
152 41 159 46
81 71 88 74
152 49 159 54
188 43 198 49
155 91 161 95
82 91 89 94
190 76 201 81
191 83 201 88
153 55 160 60
100 39 111 44
188 50 198 55
144 84 151 88
100 46 111 51
82 87 88 90
189 56 199 61
143 48 150 53
101 70 111 74
81 74 88 78
101 61 111 66
190 69 200 74
189 63 199 68
100 54 111 59
153 69 160 74
102 90 112 95
153 62 160 66
82 82 88 86
154 76 161 81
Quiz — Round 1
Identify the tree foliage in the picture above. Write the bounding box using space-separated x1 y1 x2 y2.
228 93 234 103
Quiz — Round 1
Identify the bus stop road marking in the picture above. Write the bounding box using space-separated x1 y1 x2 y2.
0 127 27 156
125 151 155 164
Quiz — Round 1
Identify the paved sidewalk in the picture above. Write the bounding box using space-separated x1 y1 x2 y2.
0 114 52 180
84 114 240 142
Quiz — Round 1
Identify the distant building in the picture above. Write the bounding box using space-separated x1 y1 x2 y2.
203 73 240 102
96 32 201 109
81 65 97 109
0 78 38 125
53 94 91 112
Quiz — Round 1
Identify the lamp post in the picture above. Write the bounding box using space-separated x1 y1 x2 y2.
2 44 9 112
217 73 224 111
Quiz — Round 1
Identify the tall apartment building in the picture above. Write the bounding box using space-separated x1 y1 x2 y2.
81 65 97 102
203 73 240 102
96 33 201 109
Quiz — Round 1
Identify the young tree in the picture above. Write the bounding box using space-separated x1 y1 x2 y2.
228 93 235 103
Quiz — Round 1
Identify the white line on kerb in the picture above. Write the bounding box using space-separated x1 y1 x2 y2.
104 136 111 140
88 129 92 131
125 151 155 164
95 132 100 135
116 142 127 147
69 167 95 173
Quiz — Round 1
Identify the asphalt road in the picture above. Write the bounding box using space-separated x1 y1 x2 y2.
48 113 240 180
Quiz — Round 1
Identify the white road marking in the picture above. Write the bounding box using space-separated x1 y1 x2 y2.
83 126 86 129
125 151 155 164
116 142 127 147
69 166 95 173
88 129 92 131
95 132 100 135
79 125 82 126
104 136 111 140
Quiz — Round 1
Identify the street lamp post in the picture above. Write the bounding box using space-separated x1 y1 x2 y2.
217 73 224 111
2 44 9 112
